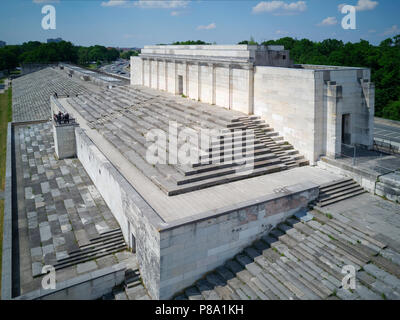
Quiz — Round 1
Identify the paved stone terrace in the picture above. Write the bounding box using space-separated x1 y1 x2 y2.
176 193 400 300
12 67 94 122
65 85 308 196
13 122 130 295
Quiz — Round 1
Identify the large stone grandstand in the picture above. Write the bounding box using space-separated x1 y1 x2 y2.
3 45 400 301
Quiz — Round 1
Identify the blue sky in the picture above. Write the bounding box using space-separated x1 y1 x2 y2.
0 0 399 47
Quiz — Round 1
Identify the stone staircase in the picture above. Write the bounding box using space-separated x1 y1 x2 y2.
314 178 367 208
69 86 308 196
110 265 151 300
174 210 400 300
53 228 127 271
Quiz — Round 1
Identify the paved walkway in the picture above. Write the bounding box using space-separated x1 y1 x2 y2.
13 122 127 295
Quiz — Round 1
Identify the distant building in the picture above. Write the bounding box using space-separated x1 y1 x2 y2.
0 40 6 48
47 38 63 43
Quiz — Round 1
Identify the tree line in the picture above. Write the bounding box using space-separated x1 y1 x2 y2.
240 36 400 121
0 41 121 72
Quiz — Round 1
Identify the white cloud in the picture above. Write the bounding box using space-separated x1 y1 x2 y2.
133 1 189 9
171 11 181 16
33 0 59 3
382 25 399 36
338 0 378 12
355 0 379 11
275 30 289 35
197 22 216 30
101 0 189 9
252 1 307 15
101 0 129 7
318 16 338 26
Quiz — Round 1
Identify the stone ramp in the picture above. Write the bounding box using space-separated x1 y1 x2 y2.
174 208 400 300
67 86 308 196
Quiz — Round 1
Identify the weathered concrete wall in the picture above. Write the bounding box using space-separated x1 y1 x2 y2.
75 128 163 299
317 158 377 193
254 66 317 163
253 66 374 164
14 263 125 300
53 123 78 160
376 173 400 203
157 182 319 299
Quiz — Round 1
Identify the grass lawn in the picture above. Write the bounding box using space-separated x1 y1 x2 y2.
87 64 98 70
0 87 12 294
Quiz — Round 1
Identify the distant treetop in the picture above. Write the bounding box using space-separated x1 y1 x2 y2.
171 40 211 45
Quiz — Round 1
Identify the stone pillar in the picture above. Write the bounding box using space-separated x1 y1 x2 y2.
148 59 152 88
248 66 254 115
197 63 201 101
141 58 145 86
229 65 233 110
53 121 79 160
174 60 178 95
362 80 375 149
185 62 189 96
212 63 216 105
164 59 168 92
326 81 342 158
157 59 160 90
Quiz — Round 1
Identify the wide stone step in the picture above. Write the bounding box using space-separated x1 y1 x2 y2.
180 153 278 176
57 239 126 263
319 184 362 199
64 237 126 259
176 158 284 185
316 189 367 207
164 164 287 196
53 244 127 271
200 143 268 160
319 178 354 191
193 147 275 168
320 180 357 194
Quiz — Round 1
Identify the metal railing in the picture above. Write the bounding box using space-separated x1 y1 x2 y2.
329 143 400 177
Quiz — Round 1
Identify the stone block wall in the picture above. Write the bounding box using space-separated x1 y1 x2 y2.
157 182 319 299
75 128 163 299
53 123 78 160
253 66 317 163
14 263 126 300
253 66 374 164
